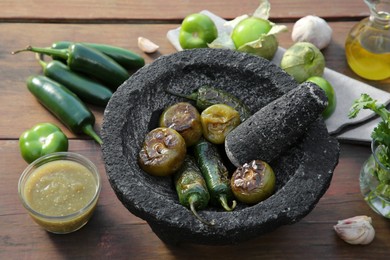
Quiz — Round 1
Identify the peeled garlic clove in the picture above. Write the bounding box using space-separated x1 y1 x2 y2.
334 216 375 245
291 15 332 50
138 37 159 53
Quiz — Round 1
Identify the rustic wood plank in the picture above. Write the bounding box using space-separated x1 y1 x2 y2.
0 0 368 21
1 22 388 140
2 140 389 259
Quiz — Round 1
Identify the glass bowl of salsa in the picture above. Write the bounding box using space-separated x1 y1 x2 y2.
18 152 101 234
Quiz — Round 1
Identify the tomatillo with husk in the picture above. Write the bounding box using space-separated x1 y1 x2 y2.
231 160 275 204
280 42 325 83
19 123 69 163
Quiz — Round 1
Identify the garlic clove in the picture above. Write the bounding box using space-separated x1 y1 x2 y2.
291 15 332 50
334 216 375 245
138 37 159 53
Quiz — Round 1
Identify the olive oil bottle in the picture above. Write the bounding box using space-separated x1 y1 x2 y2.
345 0 390 81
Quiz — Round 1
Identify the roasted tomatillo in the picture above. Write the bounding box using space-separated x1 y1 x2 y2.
138 127 186 176
200 104 240 144
231 160 275 204
179 13 218 49
159 102 202 147
19 123 68 163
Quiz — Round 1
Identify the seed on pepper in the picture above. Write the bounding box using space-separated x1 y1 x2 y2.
138 127 186 176
200 104 240 144
231 160 276 204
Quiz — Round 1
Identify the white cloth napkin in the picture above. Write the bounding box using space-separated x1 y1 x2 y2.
166 10 390 143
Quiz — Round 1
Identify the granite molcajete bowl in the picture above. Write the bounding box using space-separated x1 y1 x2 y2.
101 48 340 245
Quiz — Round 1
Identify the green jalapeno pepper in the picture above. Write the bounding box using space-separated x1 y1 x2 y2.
165 86 251 121
36 54 112 106
174 156 214 225
13 43 130 90
19 123 69 163
51 41 145 70
231 160 276 204
159 102 203 147
200 104 241 145
193 138 236 211
26 75 102 144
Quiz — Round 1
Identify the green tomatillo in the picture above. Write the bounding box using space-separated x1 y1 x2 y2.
231 17 272 49
306 76 336 119
179 13 218 49
19 123 69 163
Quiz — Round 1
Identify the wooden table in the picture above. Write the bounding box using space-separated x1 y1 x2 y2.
1 0 390 258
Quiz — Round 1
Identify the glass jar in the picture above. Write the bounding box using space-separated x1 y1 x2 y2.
345 0 390 80
360 141 390 218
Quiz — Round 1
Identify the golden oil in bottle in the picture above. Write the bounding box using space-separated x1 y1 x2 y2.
345 1 390 81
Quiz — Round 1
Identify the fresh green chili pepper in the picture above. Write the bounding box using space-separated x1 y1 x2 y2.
51 41 145 70
13 43 130 90
174 156 214 225
165 86 252 121
26 75 102 145
19 122 69 163
36 54 112 106
193 138 236 211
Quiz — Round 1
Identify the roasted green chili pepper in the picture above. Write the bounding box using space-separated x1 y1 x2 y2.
19 122 69 163
159 102 203 147
165 86 251 121
13 43 129 90
26 75 102 144
193 138 236 211
51 41 145 70
200 104 241 144
174 156 214 225
36 54 112 106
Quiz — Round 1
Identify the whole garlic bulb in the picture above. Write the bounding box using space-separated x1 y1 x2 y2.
333 216 375 245
292 15 332 50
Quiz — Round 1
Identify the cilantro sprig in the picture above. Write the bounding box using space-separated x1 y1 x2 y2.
349 93 390 148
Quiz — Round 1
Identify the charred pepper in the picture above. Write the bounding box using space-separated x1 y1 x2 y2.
193 138 236 211
174 156 214 225
166 86 251 121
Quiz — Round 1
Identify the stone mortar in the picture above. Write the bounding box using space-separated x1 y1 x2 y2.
101 48 340 245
